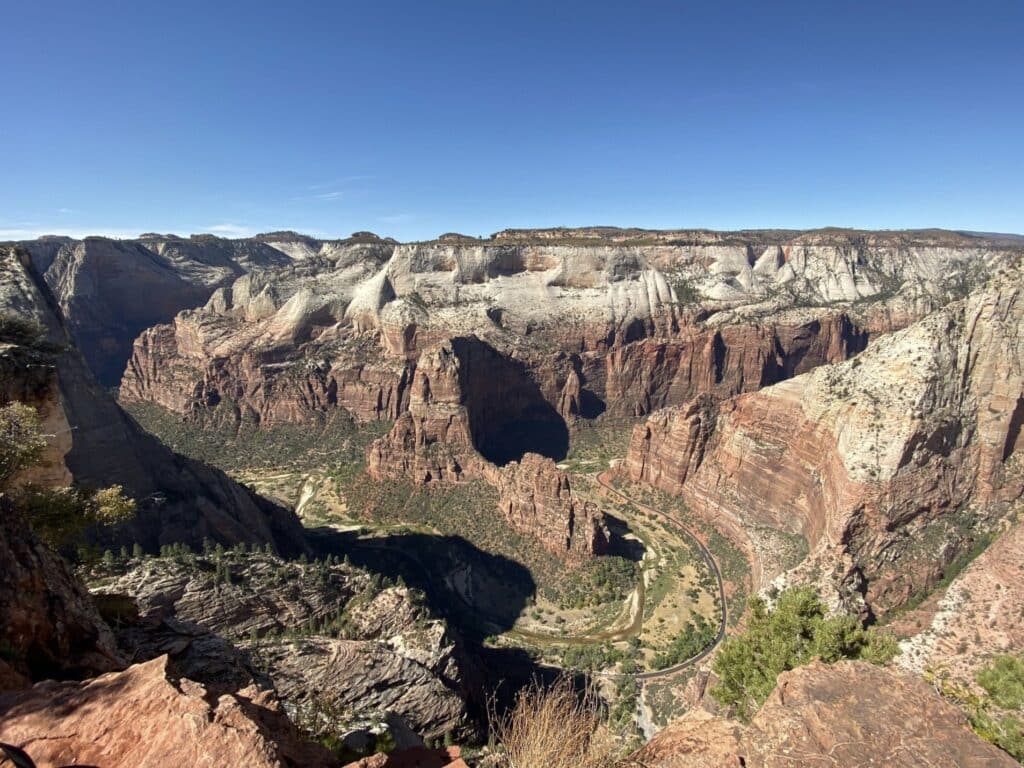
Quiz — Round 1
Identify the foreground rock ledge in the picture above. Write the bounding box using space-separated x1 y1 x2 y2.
0 655 334 768
631 660 1017 767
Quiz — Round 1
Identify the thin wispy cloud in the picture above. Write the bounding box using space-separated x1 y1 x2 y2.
0 226 142 241
57 207 75 215
204 223 254 237
314 191 345 201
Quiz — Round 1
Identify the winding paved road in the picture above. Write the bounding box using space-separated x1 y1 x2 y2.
342 471 730 681
594 471 728 681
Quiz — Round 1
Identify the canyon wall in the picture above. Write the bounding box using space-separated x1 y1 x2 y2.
625 260 1024 615
0 246 311 555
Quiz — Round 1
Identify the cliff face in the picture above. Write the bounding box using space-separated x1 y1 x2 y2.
119 229 995 428
366 340 604 559
631 661 1018 768
23 235 295 385
0 246 310 556
625 262 1024 615
0 500 122 687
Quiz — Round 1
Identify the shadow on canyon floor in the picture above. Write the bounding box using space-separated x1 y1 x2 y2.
308 528 535 639
603 512 646 563
308 526 558 720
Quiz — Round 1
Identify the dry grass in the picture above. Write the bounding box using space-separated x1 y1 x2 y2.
493 676 625 768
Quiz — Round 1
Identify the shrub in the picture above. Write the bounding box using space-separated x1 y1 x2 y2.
14 483 136 551
0 402 47 488
711 587 899 720
493 676 621 768
977 654 1024 710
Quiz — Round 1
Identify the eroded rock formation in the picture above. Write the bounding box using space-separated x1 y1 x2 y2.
0 655 336 768
91 550 483 740
631 661 1017 767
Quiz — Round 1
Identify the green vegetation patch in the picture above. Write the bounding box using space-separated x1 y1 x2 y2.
124 400 389 474
931 653 1024 763
711 586 899 721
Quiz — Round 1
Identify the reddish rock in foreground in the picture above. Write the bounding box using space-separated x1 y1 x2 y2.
0 655 336 768
632 661 1017 767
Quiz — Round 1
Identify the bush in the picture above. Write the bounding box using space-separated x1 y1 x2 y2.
930 655 1024 762
977 654 1024 710
493 676 620 768
711 587 899 720
0 402 47 488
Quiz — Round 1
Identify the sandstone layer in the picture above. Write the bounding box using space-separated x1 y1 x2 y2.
631 661 1017 767
625 259 1024 616
0 655 336 768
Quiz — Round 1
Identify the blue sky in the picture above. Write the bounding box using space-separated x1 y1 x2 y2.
2 1 1022 241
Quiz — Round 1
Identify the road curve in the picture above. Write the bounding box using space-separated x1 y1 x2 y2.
345 472 730 681
595 471 728 681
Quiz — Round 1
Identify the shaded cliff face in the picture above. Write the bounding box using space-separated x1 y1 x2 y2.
631 661 1018 768
625 262 1024 616
0 246 310 556
0 500 122 687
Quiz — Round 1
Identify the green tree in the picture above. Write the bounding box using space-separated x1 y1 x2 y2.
0 402 47 488
711 587 898 721
14 483 136 551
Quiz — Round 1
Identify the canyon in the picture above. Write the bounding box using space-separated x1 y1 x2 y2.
2 226 1023 766
112 227 1004 561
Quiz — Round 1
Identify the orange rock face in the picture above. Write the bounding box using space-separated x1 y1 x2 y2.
488 453 609 560
368 341 605 559
0 656 335 768
632 661 1018 768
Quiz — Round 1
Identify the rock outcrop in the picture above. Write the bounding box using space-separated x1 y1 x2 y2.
632 661 1017 767
0 655 336 768
90 550 482 741
0 500 122 686
625 260 1024 616
488 453 608 560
